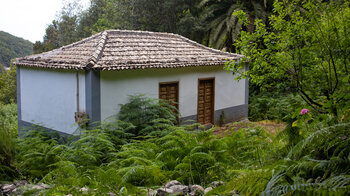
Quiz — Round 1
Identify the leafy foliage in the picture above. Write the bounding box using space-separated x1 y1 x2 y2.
263 123 350 195
13 121 283 194
0 104 17 181
0 65 17 105
249 92 305 121
0 64 5 73
16 130 64 180
1 95 349 195
199 0 272 52
201 121 350 195
208 169 272 195
228 0 350 117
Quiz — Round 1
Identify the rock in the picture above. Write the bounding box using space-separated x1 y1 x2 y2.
164 180 182 188
31 185 45 190
191 185 204 192
189 185 204 196
156 187 174 196
2 184 16 190
204 187 213 195
2 184 16 193
0 182 50 195
170 185 189 194
108 192 116 196
39 183 49 189
211 181 225 188
80 187 89 192
229 189 240 195
15 180 28 186
146 189 156 196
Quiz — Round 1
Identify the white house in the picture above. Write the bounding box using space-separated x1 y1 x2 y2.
15 30 248 135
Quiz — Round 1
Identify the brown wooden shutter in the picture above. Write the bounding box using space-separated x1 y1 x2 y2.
197 78 215 124
159 82 179 117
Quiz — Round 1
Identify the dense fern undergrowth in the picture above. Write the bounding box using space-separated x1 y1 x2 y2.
1 95 350 195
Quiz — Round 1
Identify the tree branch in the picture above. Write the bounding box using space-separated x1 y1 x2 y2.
298 87 323 108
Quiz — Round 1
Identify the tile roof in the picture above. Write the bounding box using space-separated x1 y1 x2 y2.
15 30 243 71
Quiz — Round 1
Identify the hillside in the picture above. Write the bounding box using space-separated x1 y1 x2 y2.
0 31 33 67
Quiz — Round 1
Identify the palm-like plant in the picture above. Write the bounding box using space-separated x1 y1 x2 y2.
199 0 272 52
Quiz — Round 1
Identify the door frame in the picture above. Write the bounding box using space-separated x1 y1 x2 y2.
197 77 215 124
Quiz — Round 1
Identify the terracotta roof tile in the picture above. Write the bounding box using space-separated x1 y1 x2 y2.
15 30 243 70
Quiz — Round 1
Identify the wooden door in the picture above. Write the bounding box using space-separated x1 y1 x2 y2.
197 78 215 124
159 82 179 116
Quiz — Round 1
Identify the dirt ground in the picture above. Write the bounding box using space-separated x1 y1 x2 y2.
212 120 286 137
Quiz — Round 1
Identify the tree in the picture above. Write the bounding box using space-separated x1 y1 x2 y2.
39 0 276 54
0 64 5 73
176 0 206 44
228 0 350 117
110 0 192 33
77 0 108 37
38 0 205 49
199 0 273 52
41 21 60 52
0 65 17 104
34 0 82 53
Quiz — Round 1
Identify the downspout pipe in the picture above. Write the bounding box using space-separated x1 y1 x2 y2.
76 72 79 112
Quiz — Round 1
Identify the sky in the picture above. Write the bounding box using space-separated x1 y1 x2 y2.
0 0 90 43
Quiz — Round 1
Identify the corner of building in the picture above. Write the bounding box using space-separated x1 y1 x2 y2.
85 70 101 128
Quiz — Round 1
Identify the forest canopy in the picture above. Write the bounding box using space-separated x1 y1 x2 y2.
228 0 350 117
33 0 275 54
0 31 33 67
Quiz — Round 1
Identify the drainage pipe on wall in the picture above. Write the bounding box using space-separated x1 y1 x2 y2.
76 72 79 113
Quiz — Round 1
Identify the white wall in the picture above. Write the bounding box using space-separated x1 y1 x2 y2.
100 66 245 121
20 67 85 134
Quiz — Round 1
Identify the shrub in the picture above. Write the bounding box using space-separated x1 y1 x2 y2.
0 104 17 181
118 94 177 136
8 91 349 195
263 123 350 195
16 129 64 180
249 92 305 122
0 65 16 105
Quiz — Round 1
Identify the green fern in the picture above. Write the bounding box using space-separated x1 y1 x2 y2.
263 123 350 195
118 94 177 136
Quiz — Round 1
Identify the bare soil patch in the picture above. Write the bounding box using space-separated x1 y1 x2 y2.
212 120 286 137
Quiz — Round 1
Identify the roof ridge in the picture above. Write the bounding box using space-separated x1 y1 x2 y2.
61 31 102 50
86 31 108 69
105 29 172 36
16 31 104 63
170 33 243 58
104 29 243 58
